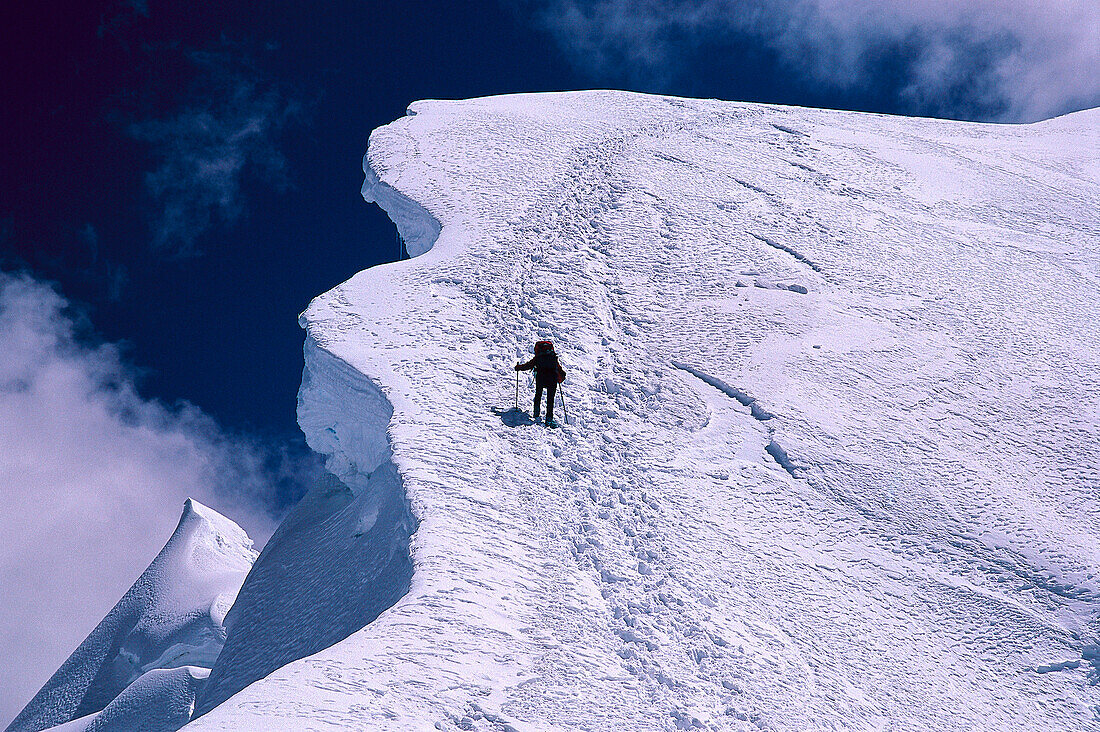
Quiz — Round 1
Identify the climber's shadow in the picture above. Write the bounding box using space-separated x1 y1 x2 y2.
491 406 535 427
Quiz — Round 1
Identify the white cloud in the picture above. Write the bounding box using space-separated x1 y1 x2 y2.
0 271 301 727
525 0 1100 120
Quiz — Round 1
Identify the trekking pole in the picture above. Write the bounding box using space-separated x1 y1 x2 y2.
514 369 520 410
558 387 569 424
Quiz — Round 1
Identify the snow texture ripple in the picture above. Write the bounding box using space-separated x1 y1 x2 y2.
187 91 1100 730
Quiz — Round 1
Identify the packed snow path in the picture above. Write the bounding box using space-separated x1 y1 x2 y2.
190 92 1100 731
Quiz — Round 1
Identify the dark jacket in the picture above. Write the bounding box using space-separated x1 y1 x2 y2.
517 350 564 387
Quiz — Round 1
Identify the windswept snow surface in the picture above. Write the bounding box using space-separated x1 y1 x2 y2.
8 500 255 732
191 92 1100 730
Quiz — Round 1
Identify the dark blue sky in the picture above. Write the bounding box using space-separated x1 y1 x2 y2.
1 1 582 474
1 0 1094 506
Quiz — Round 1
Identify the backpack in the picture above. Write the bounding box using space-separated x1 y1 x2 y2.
534 340 566 383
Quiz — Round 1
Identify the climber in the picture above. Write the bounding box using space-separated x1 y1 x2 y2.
515 340 566 426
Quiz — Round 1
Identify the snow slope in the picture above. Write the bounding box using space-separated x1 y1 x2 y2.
7 500 255 732
192 91 1100 730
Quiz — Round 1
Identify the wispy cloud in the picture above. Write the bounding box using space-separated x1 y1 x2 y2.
0 271 317 727
129 50 302 257
75 223 129 301
521 0 1099 121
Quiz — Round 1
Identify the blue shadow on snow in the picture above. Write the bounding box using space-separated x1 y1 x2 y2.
491 406 536 427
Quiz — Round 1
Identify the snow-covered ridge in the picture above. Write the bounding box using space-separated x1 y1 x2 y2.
8 500 255 732
189 92 1100 730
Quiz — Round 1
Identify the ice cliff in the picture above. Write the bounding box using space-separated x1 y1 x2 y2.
191 343 416 717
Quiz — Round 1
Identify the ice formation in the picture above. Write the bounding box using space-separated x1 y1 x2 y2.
7 500 254 732
192 341 416 716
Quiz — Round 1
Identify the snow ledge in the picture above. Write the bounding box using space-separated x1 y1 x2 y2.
361 153 441 259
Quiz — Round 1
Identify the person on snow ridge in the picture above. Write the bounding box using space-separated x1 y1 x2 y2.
515 340 566 426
